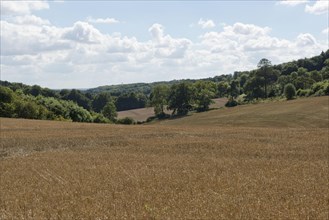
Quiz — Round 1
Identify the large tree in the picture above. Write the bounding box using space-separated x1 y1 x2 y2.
92 92 112 113
150 84 169 116
168 82 194 116
256 58 278 98
102 101 117 122
193 81 216 112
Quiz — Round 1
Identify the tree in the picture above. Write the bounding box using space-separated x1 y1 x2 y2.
244 76 265 99
238 73 249 88
168 82 194 116
102 101 117 122
229 80 240 98
29 85 42 97
63 89 92 110
115 92 147 111
0 86 15 117
193 81 216 112
92 92 112 113
0 86 14 103
284 83 296 100
150 84 169 116
281 62 298 75
68 104 92 122
308 70 322 82
256 58 278 98
217 81 230 97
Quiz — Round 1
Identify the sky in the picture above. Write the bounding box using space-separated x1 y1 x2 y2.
0 0 328 89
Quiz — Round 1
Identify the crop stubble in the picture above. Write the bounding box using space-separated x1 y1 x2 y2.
1 117 328 219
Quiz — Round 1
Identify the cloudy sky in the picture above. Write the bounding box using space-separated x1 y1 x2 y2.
1 0 328 89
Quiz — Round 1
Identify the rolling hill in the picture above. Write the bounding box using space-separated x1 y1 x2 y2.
1 96 328 219
158 96 329 128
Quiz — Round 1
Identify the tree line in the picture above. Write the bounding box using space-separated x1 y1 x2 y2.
1 50 328 123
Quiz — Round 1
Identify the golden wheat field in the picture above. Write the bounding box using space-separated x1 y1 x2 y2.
1 97 328 219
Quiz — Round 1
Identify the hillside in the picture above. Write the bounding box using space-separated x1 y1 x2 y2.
159 96 329 128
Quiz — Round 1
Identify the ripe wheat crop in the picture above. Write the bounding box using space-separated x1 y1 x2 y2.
0 97 328 219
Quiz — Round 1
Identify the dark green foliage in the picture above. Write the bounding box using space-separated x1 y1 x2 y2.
168 82 194 115
68 105 92 122
92 112 110 123
193 81 216 112
297 89 311 97
311 80 329 96
0 86 14 103
115 93 147 111
293 76 315 90
229 80 240 98
244 77 265 99
256 59 279 98
62 89 92 110
29 85 42 97
284 83 296 100
225 97 238 107
102 101 117 121
217 81 230 97
117 117 135 125
150 85 170 116
281 62 298 75
92 92 112 113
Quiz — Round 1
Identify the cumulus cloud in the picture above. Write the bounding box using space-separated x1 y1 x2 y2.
86 16 120 24
12 15 50 26
0 0 49 15
227 22 271 36
276 0 309 6
148 23 192 58
0 20 71 56
296 33 317 46
62 22 103 44
1 17 327 88
200 22 325 65
305 0 329 15
322 27 329 34
198 18 216 29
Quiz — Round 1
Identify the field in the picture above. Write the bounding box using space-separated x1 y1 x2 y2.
0 97 328 219
117 98 227 121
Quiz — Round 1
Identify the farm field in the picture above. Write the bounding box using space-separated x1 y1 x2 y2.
0 97 328 219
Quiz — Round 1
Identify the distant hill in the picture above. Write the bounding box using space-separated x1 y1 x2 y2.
158 96 329 128
87 50 329 96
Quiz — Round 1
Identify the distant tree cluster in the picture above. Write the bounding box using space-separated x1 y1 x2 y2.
148 51 329 117
150 81 217 117
1 50 328 122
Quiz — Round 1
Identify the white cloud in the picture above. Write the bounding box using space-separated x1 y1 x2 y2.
0 20 70 56
200 22 325 66
148 23 192 58
12 15 50 26
198 18 216 29
305 0 329 15
1 18 327 88
86 16 120 24
227 22 271 36
322 27 329 34
0 0 49 15
62 22 103 44
276 0 309 6
296 33 317 46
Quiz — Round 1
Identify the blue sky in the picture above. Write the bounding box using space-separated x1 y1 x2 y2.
1 0 328 88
